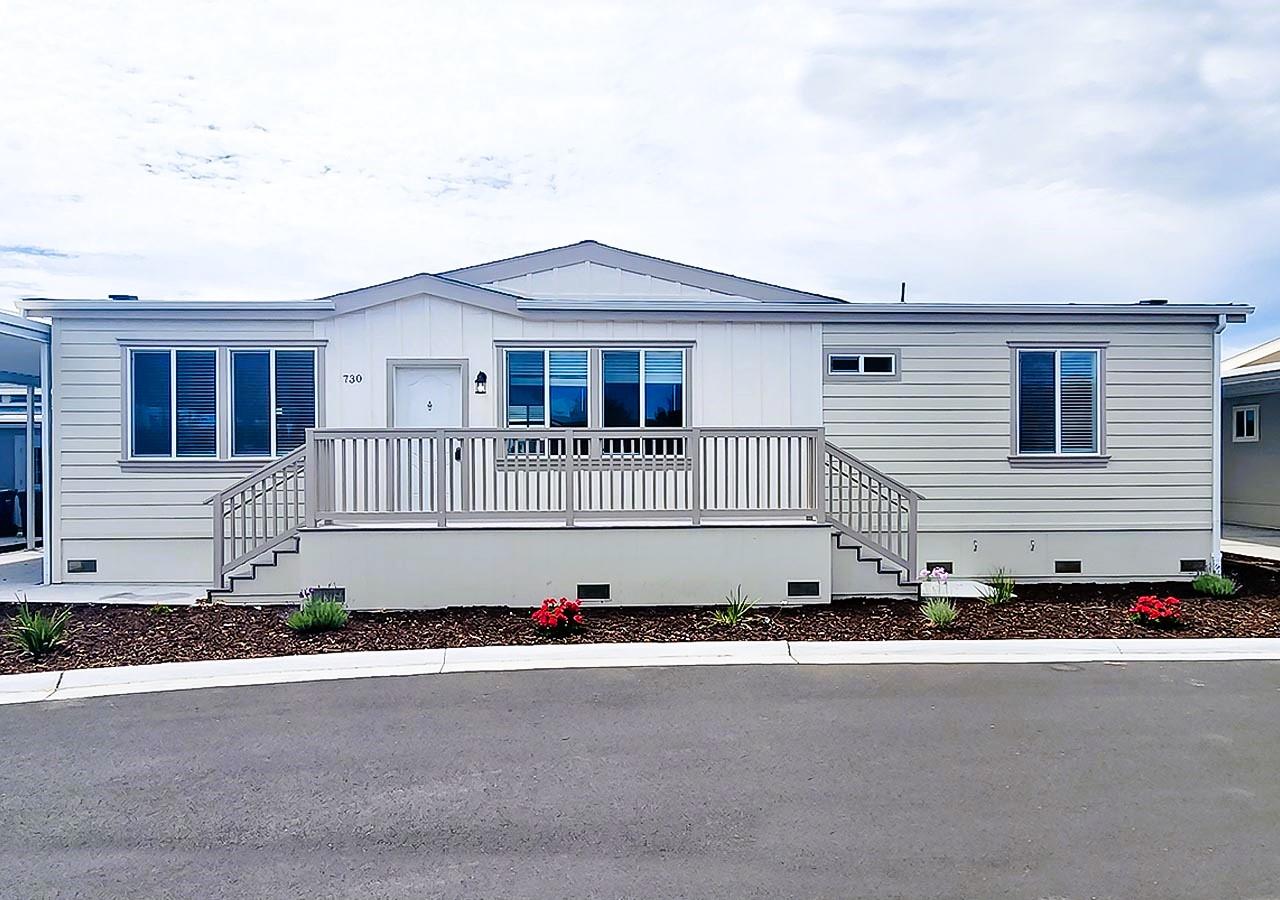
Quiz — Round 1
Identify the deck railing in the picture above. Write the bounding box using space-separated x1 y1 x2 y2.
307 427 826 526
210 427 923 589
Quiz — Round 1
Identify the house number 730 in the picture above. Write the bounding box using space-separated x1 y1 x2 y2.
342 373 363 383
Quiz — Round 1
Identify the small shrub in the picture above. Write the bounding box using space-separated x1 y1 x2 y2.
532 597 583 632
1129 595 1182 629
286 591 350 634
149 604 174 615
711 585 756 626
920 597 958 629
1191 572 1237 597
7 602 71 659
979 568 1017 606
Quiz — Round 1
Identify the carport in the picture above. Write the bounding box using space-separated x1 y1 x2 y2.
0 308 50 581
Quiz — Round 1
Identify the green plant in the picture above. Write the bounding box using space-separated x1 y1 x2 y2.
7 601 71 659
149 604 174 615
979 568 1017 606
286 592 350 634
1191 571 1237 597
920 597 958 629
711 585 756 626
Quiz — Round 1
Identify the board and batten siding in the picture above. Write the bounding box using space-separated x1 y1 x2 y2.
822 321 1216 579
315 294 823 428
51 315 318 583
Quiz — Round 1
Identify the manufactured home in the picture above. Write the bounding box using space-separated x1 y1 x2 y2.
7 242 1250 606
1222 337 1280 530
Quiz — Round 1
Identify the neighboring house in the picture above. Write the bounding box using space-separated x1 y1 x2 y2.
1222 338 1280 529
11 242 1250 606
0 383 42 549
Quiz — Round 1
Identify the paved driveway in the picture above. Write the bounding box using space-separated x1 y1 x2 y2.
2 662 1278 899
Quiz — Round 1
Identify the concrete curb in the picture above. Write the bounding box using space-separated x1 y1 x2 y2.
3 638 1280 706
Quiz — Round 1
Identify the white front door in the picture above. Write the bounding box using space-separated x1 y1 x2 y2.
393 365 464 427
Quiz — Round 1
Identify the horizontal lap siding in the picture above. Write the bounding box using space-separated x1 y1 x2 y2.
52 317 318 554
822 322 1215 532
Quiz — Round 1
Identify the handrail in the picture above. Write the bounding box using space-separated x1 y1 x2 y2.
211 444 309 589
822 440 920 577
823 441 924 502
203 446 307 506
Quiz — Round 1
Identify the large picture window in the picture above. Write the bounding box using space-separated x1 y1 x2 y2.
503 347 687 430
1016 348 1100 455
231 349 317 457
130 349 217 458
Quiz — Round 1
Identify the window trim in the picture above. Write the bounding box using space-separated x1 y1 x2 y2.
823 348 902 383
1233 404 1260 443
496 342 693 430
126 347 219 460
230 347 319 460
1008 342 1108 465
119 342 324 465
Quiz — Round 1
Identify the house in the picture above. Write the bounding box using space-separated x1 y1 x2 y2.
9 242 1250 606
1221 337 1280 529
0 386 42 546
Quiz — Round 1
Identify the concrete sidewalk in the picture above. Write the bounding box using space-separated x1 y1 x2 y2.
6 636 1280 706
1222 523 1280 563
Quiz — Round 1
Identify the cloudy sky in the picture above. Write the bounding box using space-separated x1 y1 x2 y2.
3 0 1278 353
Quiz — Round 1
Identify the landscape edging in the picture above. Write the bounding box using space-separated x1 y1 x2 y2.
3 637 1280 706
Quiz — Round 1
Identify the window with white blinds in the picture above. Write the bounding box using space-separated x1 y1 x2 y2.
504 347 687 429
130 349 217 458
1016 349 1100 455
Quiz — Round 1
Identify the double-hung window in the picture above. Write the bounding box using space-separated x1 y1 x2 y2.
231 349 317 457
1233 405 1259 443
130 349 217 458
1015 348 1101 455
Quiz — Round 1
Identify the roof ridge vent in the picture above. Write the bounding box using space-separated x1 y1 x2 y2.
107 294 139 301
1138 297 1169 305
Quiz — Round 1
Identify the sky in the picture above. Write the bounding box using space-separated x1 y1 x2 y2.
2 0 1278 355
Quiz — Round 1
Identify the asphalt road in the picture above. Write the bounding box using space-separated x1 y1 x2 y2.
2 662 1278 899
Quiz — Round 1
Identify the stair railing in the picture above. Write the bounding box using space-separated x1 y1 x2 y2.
208 445 308 589
823 441 922 577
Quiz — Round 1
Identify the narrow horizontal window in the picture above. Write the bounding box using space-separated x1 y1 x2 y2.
1016 348 1101 455
827 352 897 377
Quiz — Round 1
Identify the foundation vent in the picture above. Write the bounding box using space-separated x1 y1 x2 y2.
1054 560 1082 575
576 583 610 602
924 561 953 574
1180 559 1207 574
787 580 821 598
67 559 97 574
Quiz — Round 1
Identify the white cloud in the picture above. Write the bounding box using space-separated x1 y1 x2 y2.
1 0 1277 352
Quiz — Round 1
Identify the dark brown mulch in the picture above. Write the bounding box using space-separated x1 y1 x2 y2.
2 560 1278 675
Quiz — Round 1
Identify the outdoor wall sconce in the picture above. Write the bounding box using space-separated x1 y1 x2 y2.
474 371 488 394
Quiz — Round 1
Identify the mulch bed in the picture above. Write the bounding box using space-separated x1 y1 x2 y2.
3 559 1280 676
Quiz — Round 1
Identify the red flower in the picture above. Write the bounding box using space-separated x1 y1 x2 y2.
531 597 586 632
1129 594 1182 628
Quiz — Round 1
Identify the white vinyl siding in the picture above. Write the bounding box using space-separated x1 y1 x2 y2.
823 322 1215 533
128 349 217 459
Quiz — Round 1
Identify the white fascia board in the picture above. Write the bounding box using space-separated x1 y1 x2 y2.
322 273 522 317
0 309 50 341
1223 335 1280 372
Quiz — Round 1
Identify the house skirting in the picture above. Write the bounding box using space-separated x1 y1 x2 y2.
290 522 833 609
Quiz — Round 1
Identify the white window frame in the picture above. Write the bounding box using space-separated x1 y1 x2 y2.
1014 347 1102 456
127 347 219 460
1233 404 1259 443
230 347 318 459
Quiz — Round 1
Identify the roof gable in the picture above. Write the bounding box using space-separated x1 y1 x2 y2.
440 240 845 305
